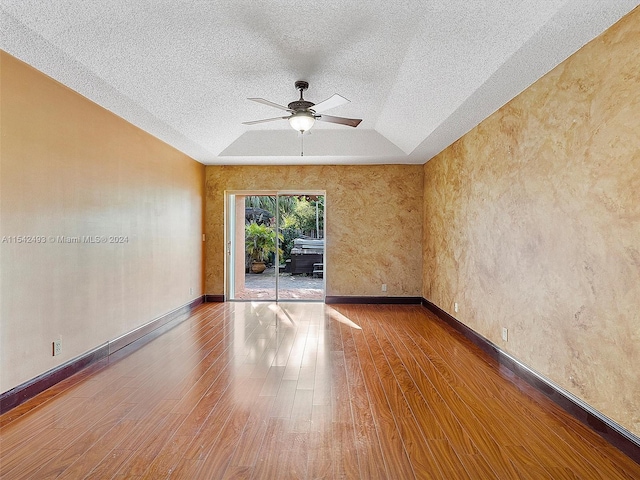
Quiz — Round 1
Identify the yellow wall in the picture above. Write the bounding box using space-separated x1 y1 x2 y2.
423 9 640 435
0 52 205 393
205 165 423 297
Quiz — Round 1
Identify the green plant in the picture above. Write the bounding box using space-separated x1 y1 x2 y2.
285 197 324 236
245 195 297 219
245 221 283 263
279 226 298 262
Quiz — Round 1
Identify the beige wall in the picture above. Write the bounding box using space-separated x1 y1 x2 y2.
205 165 423 297
423 9 640 435
0 52 205 393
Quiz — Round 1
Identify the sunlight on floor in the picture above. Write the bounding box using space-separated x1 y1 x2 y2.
326 306 362 330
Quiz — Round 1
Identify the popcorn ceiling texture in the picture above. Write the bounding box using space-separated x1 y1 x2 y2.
204 165 423 298
1 1 637 164
423 7 640 436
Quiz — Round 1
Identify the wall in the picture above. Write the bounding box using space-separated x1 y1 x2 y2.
423 9 640 435
205 165 423 297
0 52 205 393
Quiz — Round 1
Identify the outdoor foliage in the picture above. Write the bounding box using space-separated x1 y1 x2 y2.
245 196 297 219
279 226 299 262
245 221 283 262
244 195 324 263
284 197 324 235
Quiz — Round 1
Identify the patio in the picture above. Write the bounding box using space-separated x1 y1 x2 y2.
234 267 324 300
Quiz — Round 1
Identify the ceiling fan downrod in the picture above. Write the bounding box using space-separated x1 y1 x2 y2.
295 80 309 96
289 81 314 112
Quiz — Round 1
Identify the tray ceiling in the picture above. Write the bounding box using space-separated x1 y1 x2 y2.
1 1 638 165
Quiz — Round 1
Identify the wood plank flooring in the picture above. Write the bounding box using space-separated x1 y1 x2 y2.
1 302 638 479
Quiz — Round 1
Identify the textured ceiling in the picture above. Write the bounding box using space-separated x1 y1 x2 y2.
1 1 638 165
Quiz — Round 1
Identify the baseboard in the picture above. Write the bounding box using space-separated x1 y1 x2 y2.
109 296 203 354
325 296 422 305
421 297 640 465
0 344 109 414
0 295 205 415
205 294 225 302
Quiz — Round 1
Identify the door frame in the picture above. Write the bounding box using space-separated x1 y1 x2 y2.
224 190 326 302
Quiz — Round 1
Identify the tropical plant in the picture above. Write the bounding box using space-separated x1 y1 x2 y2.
245 221 283 263
245 195 297 219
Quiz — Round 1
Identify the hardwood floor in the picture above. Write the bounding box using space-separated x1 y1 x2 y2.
1 302 638 479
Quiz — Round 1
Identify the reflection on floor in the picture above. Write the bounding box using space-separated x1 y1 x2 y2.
4 302 638 478
235 268 324 300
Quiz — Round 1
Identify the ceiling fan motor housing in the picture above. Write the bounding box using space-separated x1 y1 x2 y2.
290 81 315 112
288 100 315 112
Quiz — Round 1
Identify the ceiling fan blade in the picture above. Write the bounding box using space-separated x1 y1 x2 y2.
248 98 293 112
316 114 362 127
242 116 289 125
310 94 350 113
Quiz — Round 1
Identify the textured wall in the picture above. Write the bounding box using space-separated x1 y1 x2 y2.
1 52 204 393
205 165 423 297
423 9 640 435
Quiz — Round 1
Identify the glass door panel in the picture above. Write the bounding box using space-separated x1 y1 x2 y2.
276 194 325 301
226 192 325 302
229 194 277 301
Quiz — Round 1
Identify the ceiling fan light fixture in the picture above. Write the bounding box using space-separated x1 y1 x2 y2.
288 111 315 133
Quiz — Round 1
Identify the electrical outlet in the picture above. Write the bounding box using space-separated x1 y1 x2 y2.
53 337 62 356
502 327 508 342
189 287 193 295
381 284 387 292
454 302 459 313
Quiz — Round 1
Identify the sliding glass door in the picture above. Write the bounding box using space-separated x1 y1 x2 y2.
226 191 325 302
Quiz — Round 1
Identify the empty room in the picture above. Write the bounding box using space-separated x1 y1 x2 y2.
1 1 639 478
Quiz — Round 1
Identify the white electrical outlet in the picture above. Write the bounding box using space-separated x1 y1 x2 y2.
502 327 508 342
53 337 62 356
189 287 193 295
381 284 387 292
454 302 459 313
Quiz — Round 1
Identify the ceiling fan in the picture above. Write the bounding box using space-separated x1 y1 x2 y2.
242 81 362 133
